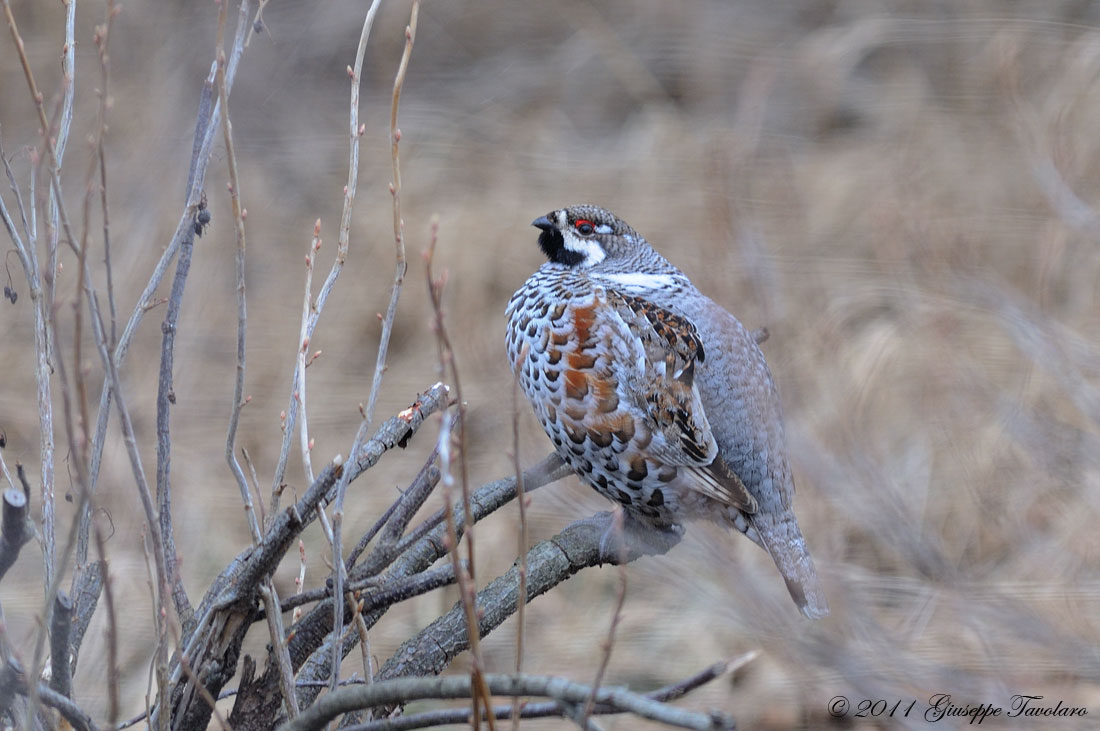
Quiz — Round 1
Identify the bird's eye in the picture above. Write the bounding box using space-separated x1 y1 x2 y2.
575 219 595 235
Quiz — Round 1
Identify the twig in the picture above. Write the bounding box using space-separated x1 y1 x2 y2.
84 281 172 727
426 215 494 730
269 0 382 510
247 0 271 47
242 447 266 529
343 438 445 581
139 528 168 731
296 223 321 486
217 8 296 719
167 617 230 731
6 660 100 731
103 1 263 717
260 582 299 721
1 1 58 610
581 508 628 725
79 0 253 578
59 20 120 721
0 128 32 247
327 0 405 699
275 562 460 617
277 673 734 731
97 2 119 350
219 17 259 548
293 540 307 626
348 594 374 718
60 18 117 660
46 0 76 596
0 446 14 497
363 0 416 431
510 359 528 731
344 487 404 571
154 150 199 631
98 540 120 726
375 440 444 547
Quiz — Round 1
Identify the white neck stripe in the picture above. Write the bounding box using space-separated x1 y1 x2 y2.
562 233 606 266
596 272 677 289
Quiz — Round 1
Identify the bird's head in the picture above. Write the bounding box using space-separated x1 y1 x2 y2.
531 205 641 269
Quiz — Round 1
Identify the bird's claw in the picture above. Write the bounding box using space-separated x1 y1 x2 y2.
579 511 684 564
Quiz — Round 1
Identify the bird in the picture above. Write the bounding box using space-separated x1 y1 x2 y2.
505 204 828 619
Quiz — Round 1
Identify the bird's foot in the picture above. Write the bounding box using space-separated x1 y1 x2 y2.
578 511 685 564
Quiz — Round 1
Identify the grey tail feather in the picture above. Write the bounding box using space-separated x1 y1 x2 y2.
750 513 829 620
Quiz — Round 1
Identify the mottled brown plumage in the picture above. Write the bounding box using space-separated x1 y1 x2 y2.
506 205 828 618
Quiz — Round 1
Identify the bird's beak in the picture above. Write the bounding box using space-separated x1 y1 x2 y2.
531 215 555 232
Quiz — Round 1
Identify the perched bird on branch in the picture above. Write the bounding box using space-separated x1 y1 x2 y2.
506 205 828 619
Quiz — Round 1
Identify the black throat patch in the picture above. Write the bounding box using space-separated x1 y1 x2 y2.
537 227 585 267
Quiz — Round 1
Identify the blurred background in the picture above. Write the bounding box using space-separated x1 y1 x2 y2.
3 0 1100 727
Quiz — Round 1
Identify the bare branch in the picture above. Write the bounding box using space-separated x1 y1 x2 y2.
48 591 73 699
264 455 566 725
277 673 735 731
5 659 99 731
376 510 674 688
44 0 76 596
343 655 757 731
180 385 447 731
0 486 31 581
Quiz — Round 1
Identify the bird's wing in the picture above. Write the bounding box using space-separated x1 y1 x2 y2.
603 288 758 513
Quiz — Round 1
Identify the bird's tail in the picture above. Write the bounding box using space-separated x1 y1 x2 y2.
749 511 829 619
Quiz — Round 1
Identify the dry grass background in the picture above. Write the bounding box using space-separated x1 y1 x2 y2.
3 0 1100 728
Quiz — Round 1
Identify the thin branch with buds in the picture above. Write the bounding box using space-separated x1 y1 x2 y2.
270 0 383 507
328 0 416 703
